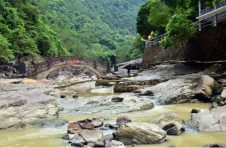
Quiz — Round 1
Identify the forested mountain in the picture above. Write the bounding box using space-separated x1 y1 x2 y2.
37 0 147 61
0 0 147 63
0 0 68 63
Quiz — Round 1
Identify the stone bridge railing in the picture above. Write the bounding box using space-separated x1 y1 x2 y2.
27 56 108 77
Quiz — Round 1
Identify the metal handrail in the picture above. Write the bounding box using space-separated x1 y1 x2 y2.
216 0 226 9
145 21 200 47
201 7 214 15
143 1 226 48
201 0 226 15
145 9 226 47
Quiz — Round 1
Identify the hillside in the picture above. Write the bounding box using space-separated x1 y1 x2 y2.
36 0 147 60
0 0 68 63
0 0 146 63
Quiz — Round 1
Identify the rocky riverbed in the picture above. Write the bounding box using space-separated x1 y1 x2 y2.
0 63 226 147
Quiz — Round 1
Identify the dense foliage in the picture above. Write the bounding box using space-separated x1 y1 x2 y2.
36 0 147 61
161 13 197 49
116 36 144 63
0 0 146 63
136 0 223 39
0 0 69 63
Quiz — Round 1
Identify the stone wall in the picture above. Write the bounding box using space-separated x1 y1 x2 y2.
142 46 184 68
185 22 226 61
142 22 226 68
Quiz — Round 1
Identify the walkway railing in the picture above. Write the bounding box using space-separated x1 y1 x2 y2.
201 0 226 15
144 21 199 47
145 8 226 47
145 34 165 47
216 0 226 9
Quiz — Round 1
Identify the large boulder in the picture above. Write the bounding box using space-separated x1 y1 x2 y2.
114 123 167 144
195 75 216 101
138 79 195 105
189 106 226 132
151 113 185 135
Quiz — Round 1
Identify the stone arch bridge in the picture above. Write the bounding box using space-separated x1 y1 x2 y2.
26 56 108 79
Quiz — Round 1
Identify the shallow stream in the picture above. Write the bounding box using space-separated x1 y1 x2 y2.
0 84 226 147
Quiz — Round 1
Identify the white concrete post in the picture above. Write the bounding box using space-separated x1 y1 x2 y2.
213 2 217 27
198 0 202 31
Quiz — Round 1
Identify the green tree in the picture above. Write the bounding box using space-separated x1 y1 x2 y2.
136 0 199 37
147 0 172 31
0 34 14 63
160 13 197 50
137 0 175 38
116 35 144 63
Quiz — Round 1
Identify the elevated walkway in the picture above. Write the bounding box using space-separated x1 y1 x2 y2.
144 0 226 47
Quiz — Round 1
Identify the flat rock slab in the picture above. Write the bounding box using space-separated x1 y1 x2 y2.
62 93 154 114
0 82 58 129
123 64 203 82
189 106 226 132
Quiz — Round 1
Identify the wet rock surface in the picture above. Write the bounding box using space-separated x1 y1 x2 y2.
0 80 59 129
138 78 196 105
59 93 154 114
1 63 226 147
123 64 203 82
66 118 168 147
188 106 226 132
151 113 185 135
114 122 167 144
195 75 216 101
66 118 126 147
